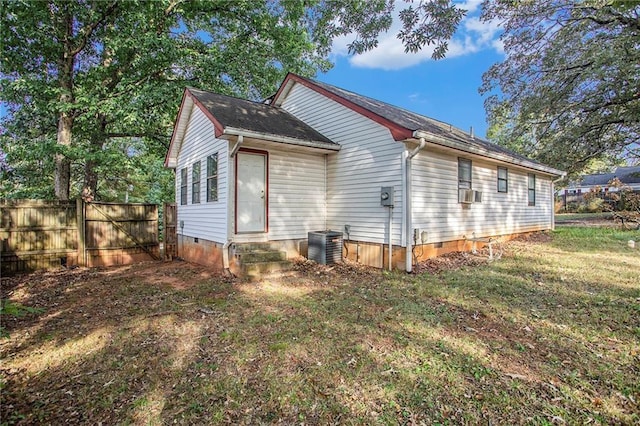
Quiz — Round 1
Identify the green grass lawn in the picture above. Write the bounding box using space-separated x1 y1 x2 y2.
1 227 639 425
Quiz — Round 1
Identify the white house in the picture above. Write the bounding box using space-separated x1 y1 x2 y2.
557 166 640 210
165 73 565 275
561 166 640 195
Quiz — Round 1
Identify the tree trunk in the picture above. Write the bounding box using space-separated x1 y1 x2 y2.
82 115 107 201
54 112 73 200
54 7 75 201
82 155 99 202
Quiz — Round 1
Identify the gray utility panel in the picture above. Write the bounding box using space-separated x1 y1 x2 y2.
380 186 394 207
308 230 343 264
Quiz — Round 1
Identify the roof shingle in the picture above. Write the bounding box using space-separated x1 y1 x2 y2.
575 166 640 187
188 88 334 145
305 78 550 168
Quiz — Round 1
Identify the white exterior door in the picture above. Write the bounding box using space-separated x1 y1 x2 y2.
236 151 267 233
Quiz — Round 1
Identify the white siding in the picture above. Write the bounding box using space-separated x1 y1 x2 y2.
411 147 553 242
266 148 326 240
175 106 229 243
281 83 405 245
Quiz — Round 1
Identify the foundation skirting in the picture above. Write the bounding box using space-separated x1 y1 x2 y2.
178 231 542 273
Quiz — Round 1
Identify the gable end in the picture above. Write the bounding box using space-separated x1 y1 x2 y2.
273 73 413 141
165 89 228 168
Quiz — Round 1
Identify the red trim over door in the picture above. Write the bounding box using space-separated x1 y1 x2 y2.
234 148 269 234
273 73 413 141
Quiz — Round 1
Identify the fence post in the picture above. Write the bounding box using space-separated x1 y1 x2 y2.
77 198 86 266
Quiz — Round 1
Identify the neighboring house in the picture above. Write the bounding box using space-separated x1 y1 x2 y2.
558 166 640 210
561 166 640 195
165 73 564 275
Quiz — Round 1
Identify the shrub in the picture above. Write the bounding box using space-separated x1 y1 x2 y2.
594 179 640 228
581 197 604 213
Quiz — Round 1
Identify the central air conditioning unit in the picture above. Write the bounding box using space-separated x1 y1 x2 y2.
459 189 475 204
308 230 343 264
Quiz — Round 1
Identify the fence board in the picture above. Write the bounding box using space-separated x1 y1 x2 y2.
1 200 78 274
163 203 177 260
84 202 159 267
1 200 161 275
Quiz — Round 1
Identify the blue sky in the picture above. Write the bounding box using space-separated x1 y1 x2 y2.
317 0 503 139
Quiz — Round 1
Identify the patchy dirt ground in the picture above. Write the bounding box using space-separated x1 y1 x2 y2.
1 230 639 425
413 233 553 274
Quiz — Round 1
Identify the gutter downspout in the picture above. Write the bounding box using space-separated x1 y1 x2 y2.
230 134 244 157
224 134 244 276
405 135 427 273
222 240 233 275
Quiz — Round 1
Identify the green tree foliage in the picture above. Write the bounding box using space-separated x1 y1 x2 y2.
1 0 328 201
481 0 640 176
1 0 465 202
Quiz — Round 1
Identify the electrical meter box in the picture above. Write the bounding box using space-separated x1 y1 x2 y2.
380 186 394 207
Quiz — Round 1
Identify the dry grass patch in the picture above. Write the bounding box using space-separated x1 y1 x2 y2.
1 227 639 424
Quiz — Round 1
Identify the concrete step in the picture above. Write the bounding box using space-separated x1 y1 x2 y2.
235 243 275 252
236 250 287 263
241 260 292 279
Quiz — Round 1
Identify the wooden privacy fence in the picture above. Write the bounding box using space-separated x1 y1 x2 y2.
1 199 162 275
163 203 177 261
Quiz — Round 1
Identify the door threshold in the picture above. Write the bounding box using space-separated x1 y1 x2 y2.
233 233 269 243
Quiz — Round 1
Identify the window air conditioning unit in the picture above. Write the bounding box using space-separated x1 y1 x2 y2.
459 189 475 204
459 189 483 203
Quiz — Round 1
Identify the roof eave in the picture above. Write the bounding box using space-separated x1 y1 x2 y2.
224 127 340 152
165 90 194 168
412 130 565 177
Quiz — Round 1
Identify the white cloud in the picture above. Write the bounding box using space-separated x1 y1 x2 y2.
492 38 505 54
331 2 503 71
349 34 436 70
464 16 501 45
459 0 482 14
330 33 352 58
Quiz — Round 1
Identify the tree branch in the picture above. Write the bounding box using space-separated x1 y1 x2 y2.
70 2 119 56
571 7 640 32
106 133 170 149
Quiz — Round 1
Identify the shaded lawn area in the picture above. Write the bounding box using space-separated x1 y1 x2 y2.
1 228 639 425
555 212 616 227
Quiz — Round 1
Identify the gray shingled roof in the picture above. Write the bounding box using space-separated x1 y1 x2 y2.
575 166 640 187
307 78 552 168
188 88 334 145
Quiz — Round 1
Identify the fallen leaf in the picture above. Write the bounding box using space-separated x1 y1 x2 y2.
505 373 527 380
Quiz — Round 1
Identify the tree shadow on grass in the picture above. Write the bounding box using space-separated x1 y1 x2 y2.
1 254 638 424
1 261 232 424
